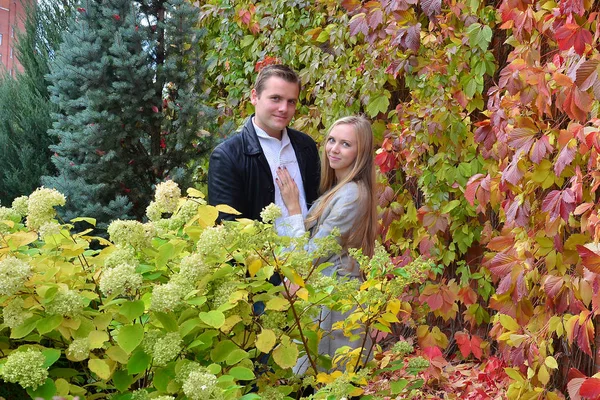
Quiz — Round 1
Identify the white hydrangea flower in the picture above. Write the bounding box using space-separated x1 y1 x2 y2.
26 187 66 230
0 207 21 232
11 195 29 217
107 220 156 251
66 337 90 361
196 225 228 257
177 253 210 284
182 368 223 400
146 201 163 221
0 256 32 296
260 203 282 224
104 247 137 269
150 283 183 312
0 349 48 389
154 180 181 214
45 288 83 316
99 263 143 297
152 332 182 366
38 221 61 240
177 199 200 223
2 297 31 329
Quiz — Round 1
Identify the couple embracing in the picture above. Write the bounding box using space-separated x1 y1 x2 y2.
207 64 377 369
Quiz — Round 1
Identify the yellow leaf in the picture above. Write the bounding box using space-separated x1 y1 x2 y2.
89 330 109 349
505 367 525 383
6 231 38 249
215 204 241 215
296 288 309 301
256 329 277 353
386 298 401 315
538 365 550 385
248 259 262 277
545 356 558 369
499 314 520 332
55 378 70 396
106 346 129 364
88 358 111 380
266 297 289 311
220 315 242 334
317 371 343 384
197 205 219 227
186 188 205 198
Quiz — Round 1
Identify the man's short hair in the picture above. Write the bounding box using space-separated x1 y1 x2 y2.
254 64 301 96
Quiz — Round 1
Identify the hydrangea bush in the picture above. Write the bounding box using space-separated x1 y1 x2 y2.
0 182 428 399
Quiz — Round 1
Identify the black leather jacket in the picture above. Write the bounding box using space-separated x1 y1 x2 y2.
208 116 320 221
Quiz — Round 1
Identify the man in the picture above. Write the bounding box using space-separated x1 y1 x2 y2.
208 65 320 224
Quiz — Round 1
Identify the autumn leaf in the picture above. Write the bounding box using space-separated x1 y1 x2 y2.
349 13 369 37
340 0 361 12
529 135 553 164
579 377 600 398
555 22 593 55
577 243 600 274
554 139 577 176
541 189 576 221
560 0 585 16
421 0 442 18
508 126 536 155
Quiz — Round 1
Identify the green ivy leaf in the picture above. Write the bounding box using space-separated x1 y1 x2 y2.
127 350 151 375
26 378 56 400
228 366 255 380
112 369 134 392
116 324 144 354
119 300 145 322
210 340 238 363
391 378 408 394
10 315 40 339
366 93 389 118
226 349 249 365
154 311 179 332
41 348 61 368
199 310 225 329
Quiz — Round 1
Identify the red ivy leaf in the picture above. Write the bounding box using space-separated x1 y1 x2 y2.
465 173 485 206
575 59 600 91
341 0 361 12
152 105 159 113
568 377 585 400
471 334 483 359
554 139 577 176
349 13 369 37
455 331 472 358
529 135 553 164
501 155 524 185
421 0 442 17
508 126 536 155
542 189 576 221
368 8 383 29
405 23 421 52
375 150 397 174
560 0 586 17
474 120 496 150
579 377 600 398
382 0 416 13
555 23 593 56
577 244 600 274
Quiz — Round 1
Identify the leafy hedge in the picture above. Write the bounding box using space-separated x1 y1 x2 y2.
0 183 432 399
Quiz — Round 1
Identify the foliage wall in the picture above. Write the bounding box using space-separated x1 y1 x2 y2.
200 0 600 397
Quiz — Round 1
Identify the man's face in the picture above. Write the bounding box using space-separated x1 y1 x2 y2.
251 76 299 139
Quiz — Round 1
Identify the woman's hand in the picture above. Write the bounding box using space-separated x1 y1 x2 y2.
276 167 301 215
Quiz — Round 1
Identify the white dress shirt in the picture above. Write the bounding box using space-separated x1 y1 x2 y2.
253 119 308 233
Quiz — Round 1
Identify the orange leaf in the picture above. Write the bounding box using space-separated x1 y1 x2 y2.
577 244 600 273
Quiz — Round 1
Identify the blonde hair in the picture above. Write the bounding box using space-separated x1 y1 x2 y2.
305 116 377 257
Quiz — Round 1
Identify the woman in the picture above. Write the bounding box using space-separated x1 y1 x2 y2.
275 115 377 371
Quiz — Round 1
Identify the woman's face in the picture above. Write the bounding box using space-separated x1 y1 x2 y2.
325 123 358 181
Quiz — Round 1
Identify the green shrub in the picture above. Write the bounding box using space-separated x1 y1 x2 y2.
0 182 427 399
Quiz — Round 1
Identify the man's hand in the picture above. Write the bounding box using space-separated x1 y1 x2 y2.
276 167 301 215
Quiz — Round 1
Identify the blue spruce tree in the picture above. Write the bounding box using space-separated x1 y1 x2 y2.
44 0 216 226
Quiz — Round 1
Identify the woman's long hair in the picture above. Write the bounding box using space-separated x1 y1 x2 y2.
305 116 377 257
